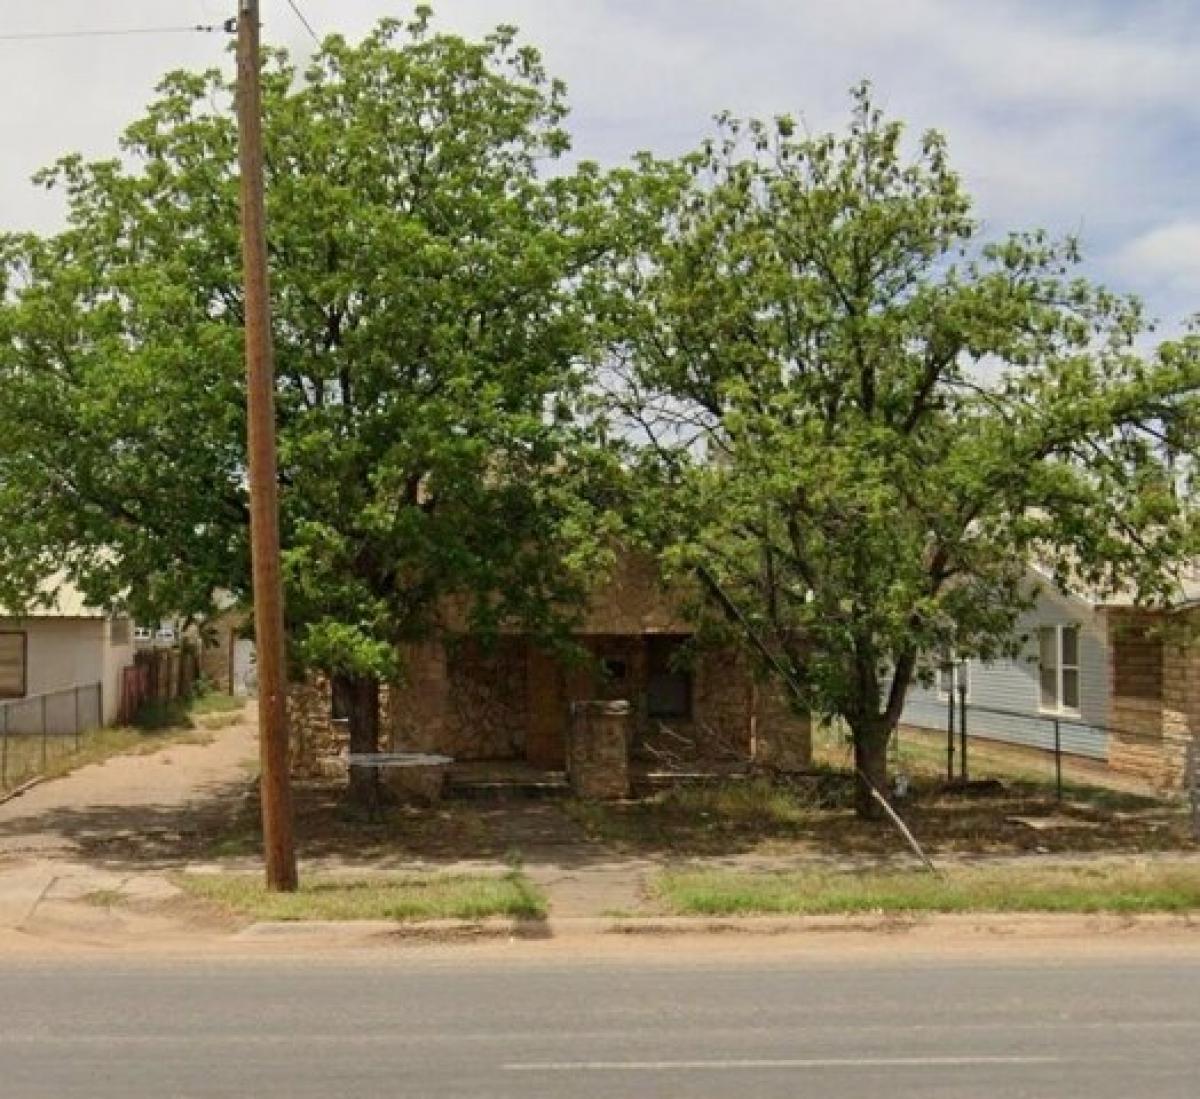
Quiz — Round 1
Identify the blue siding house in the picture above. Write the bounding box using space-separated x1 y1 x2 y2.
901 579 1111 760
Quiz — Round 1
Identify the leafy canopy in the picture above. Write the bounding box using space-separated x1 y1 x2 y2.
610 86 1198 749
0 11 621 678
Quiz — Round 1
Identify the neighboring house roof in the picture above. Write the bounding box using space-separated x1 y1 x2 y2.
1029 560 1200 612
0 575 111 620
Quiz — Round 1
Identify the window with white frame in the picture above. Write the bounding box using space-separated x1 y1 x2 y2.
936 658 971 701
1039 625 1080 712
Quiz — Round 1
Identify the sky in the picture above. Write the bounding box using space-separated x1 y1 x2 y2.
2 1 1198 331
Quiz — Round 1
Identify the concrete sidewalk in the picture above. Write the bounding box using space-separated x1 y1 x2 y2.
0 710 257 944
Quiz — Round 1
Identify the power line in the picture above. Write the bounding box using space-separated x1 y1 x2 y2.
284 0 321 46
0 23 233 43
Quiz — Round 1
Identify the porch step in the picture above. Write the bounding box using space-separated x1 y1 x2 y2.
444 771 570 802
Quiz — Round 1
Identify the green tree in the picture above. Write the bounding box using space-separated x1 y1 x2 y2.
611 87 1199 817
0 12 619 800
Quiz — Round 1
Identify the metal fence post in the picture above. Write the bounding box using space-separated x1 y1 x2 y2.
946 689 956 783
1 702 7 788
1054 718 1063 802
75 685 82 752
958 681 969 782
41 693 48 770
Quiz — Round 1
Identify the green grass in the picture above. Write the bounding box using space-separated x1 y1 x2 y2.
190 692 244 716
654 861 1200 917
176 871 549 922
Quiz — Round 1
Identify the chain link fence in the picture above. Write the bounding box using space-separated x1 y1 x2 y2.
897 688 1190 804
0 683 103 793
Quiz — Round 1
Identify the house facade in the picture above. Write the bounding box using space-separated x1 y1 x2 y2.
387 553 810 772
289 553 811 777
900 570 1200 790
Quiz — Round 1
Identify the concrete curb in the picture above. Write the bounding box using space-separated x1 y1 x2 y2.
233 911 1200 944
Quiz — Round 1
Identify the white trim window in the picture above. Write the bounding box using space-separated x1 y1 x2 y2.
936 659 971 702
1039 625 1080 713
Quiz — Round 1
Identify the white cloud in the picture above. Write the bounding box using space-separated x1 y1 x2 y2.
1117 221 1200 297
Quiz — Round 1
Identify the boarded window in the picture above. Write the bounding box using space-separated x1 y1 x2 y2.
1113 626 1163 701
0 633 27 699
646 635 692 719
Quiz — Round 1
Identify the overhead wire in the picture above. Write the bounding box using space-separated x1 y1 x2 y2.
0 24 232 43
284 0 321 45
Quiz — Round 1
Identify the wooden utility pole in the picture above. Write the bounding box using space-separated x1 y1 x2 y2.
235 0 298 891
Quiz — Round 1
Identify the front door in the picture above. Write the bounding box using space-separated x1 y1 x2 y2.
525 647 567 769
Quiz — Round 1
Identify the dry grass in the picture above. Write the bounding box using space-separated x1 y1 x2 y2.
1 726 215 793
176 871 547 922
565 775 850 855
654 860 1200 916
0 694 234 793
565 770 1193 859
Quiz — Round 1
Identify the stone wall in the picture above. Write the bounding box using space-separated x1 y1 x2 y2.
388 640 449 754
287 675 347 778
389 637 530 760
1106 609 1168 784
752 678 813 772
1106 607 1199 791
1161 607 1199 793
198 611 244 694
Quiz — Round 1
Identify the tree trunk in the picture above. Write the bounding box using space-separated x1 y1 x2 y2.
850 716 891 820
337 673 381 815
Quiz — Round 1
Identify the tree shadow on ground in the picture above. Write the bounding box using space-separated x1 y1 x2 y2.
0 772 257 870
1 771 1191 874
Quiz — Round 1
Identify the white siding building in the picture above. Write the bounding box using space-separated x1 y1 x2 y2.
901 581 1112 760
0 581 135 728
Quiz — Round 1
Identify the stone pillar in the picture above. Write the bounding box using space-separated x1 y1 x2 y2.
286 676 346 779
389 640 450 753
1163 608 1199 795
567 700 631 799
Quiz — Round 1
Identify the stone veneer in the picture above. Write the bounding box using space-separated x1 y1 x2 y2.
1106 606 1199 792
567 700 632 799
1161 608 1199 794
752 678 813 772
287 675 347 779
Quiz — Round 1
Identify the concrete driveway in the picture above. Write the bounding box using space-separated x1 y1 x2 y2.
0 710 257 940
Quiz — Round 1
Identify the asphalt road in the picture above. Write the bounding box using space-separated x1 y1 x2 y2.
1 949 1198 1098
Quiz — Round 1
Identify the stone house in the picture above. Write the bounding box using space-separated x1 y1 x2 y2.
291 552 811 777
